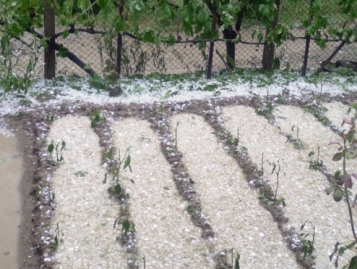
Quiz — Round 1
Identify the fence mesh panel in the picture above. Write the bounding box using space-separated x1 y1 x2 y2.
4 0 357 79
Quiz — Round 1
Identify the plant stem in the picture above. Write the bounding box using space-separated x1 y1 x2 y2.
343 139 357 242
175 121 180 152
261 152 264 180
274 160 280 201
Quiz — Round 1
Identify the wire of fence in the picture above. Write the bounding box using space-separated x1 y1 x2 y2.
2 0 357 80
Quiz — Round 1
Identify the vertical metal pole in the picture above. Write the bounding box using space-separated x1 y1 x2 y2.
44 0 56 79
116 33 122 76
302 0 314 76
116 0 124 77
207 40 214 79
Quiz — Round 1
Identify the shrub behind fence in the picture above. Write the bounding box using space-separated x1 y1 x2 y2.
2 0 357 80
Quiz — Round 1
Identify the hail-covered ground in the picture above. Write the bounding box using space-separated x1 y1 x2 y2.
1 69 357 269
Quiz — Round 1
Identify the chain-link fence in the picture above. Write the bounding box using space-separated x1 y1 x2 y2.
5 0 357 79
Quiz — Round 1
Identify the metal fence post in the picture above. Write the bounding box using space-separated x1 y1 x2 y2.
44 0 56 79
302 0 314 76
207 40 214 79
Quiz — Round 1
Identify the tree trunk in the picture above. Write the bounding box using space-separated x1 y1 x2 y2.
207 11 217 79
116 0 124 76
223 27 237 69
44 0 56 79
262 0 280 71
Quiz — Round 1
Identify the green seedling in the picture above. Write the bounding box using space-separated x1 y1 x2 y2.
258 187 274 205
304 105 330 127
51 223 60 251
103 147 132 200
121 219 135 235
255 94 274 119
299 221 315 260
260 152 265 179
291 125 305 149
266 159 285 206
175 121 180 152
47 140 66 165
46 112 55 123
278 94 285 104
226 132 239 147
74 171 88 177
91 109 106 128
35 186 43 200
308 147 323 170
229 248 240 269
326 103 357 268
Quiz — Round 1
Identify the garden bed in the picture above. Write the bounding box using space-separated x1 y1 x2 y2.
3 90 357 269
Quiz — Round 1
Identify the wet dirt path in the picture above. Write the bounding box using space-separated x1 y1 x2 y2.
0 133 22 269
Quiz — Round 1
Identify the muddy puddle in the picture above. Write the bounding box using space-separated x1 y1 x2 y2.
0 132 22 269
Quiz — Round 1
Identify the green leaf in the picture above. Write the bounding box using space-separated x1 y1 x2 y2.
61 30 69 39
332 152 343 161
56 45 69 58
122 219 130 234
108 147 114 159
123 155 131 171
349 256 357 269
61 141 66 150
334 170 342 179
325 186 334 195
203 84 218 91
114 16 125 32
333 189 343 202
48 143 54 153
168 35 175 46
345 149 357 159
339 247 346 256
89 75 109 90
114 184 121 195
